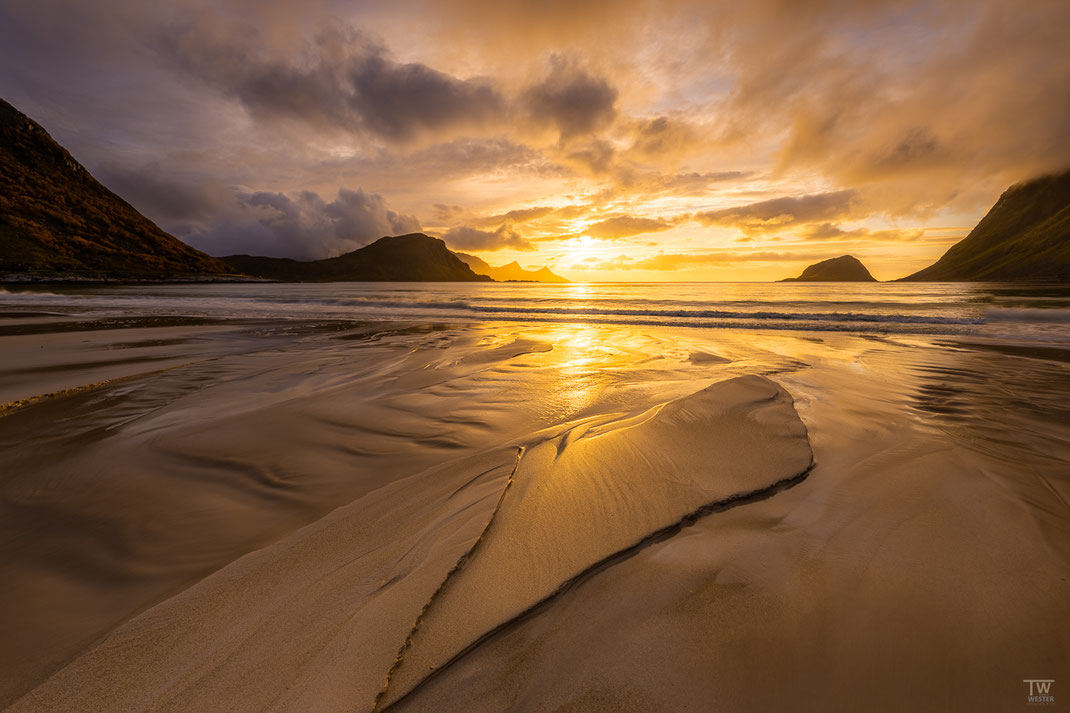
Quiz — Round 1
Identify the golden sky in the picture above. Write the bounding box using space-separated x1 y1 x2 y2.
2 0 1068 280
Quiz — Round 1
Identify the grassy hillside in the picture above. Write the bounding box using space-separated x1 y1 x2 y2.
904 170 1070 281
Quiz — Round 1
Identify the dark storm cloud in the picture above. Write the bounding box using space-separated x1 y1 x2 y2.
94 162 230 229
184 187 421 259
158 21 623 149
160 24 506 144
521 57 618 141
694 190 860 233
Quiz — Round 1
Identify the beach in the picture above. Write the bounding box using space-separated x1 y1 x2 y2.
1 283 1068 712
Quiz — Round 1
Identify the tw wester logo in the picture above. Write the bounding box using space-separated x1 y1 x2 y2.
1024 679 1055 706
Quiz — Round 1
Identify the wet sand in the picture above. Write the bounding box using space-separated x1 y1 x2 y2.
1 315 1067 712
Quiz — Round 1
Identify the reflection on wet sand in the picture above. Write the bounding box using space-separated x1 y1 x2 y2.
0 316 1067 713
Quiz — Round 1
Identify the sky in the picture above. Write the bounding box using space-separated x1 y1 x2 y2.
1 0 1068 281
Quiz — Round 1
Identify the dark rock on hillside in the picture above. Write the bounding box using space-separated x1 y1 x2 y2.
0 97 233 279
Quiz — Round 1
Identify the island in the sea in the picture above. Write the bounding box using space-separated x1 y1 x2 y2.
780 255 877 282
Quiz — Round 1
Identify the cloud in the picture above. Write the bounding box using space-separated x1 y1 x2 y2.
598 250 830 270
798 223 925 242
160 23 506 144
432 203 466 222
710 0 1070 209
184 187 420 259
552 205 591 220
584 215 674 239
645 171 750 194
597 170 754 203
156 21 623 153
522 57 618 140
694 190 859 232
4 0 1069 268
93 161 232 230
563 139 616 174
442 225 534 251
469 205 558 228
376 137 562 179
625 116 703 163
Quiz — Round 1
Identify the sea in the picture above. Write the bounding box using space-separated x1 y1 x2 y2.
3 281 1070 343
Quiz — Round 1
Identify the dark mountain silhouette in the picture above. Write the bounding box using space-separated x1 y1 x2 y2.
455 252 569 282
0 97 233 279
222 234 494 282
780 255 877 282
903 169 1070 281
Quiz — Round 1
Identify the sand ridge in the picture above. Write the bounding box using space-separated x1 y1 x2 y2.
377 375 813 709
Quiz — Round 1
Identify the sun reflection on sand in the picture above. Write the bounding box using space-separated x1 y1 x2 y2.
542 322 620 414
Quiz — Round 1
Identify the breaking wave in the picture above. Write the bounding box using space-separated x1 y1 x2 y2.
4 282 1070 339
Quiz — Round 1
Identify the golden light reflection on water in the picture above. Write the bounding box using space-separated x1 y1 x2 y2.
544 322 621 414
488 311 928 431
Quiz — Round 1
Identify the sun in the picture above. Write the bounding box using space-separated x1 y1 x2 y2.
564 235 598 261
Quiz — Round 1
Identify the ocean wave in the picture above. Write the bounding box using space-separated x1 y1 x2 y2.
249 296 982 326
985 307 1070 323
443 314 980 336
0 292 986 335
464 305 981 325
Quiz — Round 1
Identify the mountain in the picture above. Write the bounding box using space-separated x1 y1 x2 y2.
222 234 494 282
455 253 569 282
0 97 233 279
780 255 877 282
902 170 1070 281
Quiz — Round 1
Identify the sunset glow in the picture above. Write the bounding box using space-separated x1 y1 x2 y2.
2 0 1067 281
2 1 1069 710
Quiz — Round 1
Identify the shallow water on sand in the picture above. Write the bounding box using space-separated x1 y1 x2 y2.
0 284 1068 712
